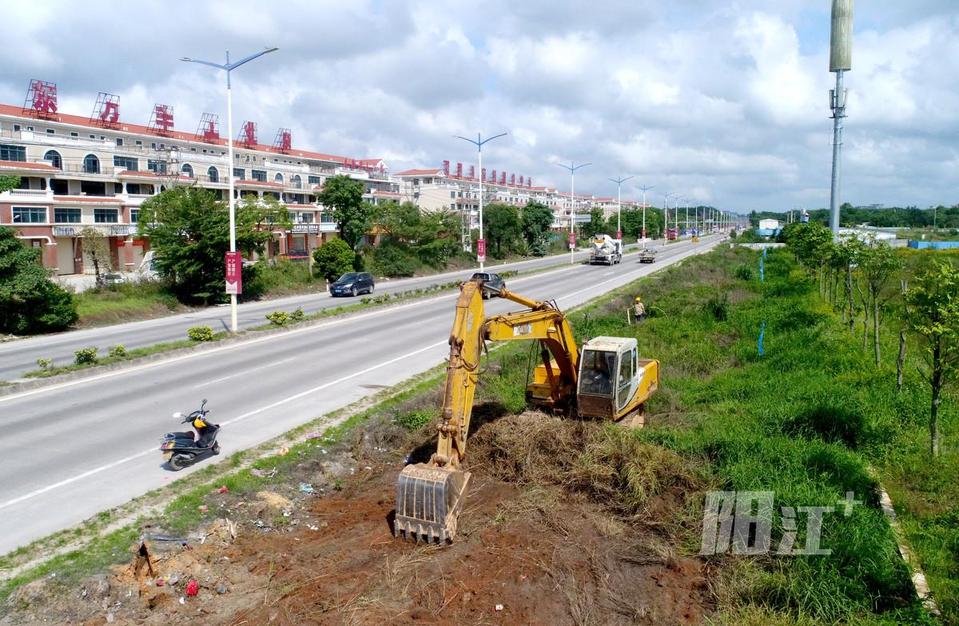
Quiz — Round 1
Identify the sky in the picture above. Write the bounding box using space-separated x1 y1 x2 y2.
1 0 957 213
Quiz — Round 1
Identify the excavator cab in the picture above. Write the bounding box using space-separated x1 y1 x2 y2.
576 337 658 426
395 283 659 543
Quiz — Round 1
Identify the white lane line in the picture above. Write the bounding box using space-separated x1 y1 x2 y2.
192 356 296 389
0 259 590 404
0 339 448 512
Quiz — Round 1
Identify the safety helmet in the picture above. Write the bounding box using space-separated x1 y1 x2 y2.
634 296 642 302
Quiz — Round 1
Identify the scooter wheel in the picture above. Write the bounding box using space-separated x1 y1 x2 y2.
169 454 190 471
212 442 221 455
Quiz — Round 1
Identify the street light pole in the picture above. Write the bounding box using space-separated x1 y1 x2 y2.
608 175 634 240
557 161 591 264
663 192 675 242
455 131 507 270
181 46 278 333
639 184 654 242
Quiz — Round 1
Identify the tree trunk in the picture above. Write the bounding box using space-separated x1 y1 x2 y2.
846 264 855 334
873 297 881 365
896 330 905 392
930 340 942 458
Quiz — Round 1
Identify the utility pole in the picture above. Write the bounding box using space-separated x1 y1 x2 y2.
456 131 507 270
608 175 634 240
829 0 853 236
557 161 591 263
181 46 279 333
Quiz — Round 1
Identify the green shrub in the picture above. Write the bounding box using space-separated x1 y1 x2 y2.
0 226 78 334
35 357 52 370
265 311 290 326
108 344 128 358
187 325 214 342
313 239 355 283
74 347 98 365
371 242 419 277
290 307 305 322
703 292 729 321
734 264 753 281
395 408 437 431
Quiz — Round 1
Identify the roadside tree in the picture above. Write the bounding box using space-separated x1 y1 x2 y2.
137 187 285 303
77 227 114 289
904 261 959 457
521 202 554 256
313 238 355 283
317 175 374 251
485 203 522 258
0 226 77 334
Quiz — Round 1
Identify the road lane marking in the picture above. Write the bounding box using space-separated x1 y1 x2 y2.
192 356 296 388
0 237 717 405
0 238 719 513
0 340 448 512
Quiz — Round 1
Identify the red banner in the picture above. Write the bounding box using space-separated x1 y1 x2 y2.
616 230 622 240
477 238 486 263
225 251 242 295
568 232 576 249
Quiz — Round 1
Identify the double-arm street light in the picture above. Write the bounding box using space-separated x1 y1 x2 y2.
663 192 676 242
607 175 634 240
557 161 591 264
639 184 654 242
181 46 279 333
455 131 507 270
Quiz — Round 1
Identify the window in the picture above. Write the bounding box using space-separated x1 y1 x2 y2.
135 140 142 147
70 131 78 138
308 175 320 185
115 138 123 146
450 191 456 199
291 174 302 189
181 163 194 178
233 167 245 180
130 209 140 223
44 150 62 169
0 145 26 161
148 160 167 174
113 156 138 171
13 124 20 132
579 349 616 396
94 208 118 223
12 206 46 223
46 129 55 135
251 169 266 182
83 154 100 174
89 134 96 139
190 147 196 152
151 142 157 150
207 166 219 183
54 208 81 223
274 173 284 184
300 212 314 223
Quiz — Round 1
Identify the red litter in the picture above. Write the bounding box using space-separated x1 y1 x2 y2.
186 579 199 597
217 486 229 494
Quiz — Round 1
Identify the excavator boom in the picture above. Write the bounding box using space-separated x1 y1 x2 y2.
395 280 659 543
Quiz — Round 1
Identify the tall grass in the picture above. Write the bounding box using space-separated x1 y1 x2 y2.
471 246 942 623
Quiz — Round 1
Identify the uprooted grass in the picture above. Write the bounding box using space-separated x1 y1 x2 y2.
470 412 705 527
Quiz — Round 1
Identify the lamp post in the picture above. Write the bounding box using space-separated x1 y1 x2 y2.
607 175 634 240
455 131 507 270
557 161 591 263
639 184 654 242
181 46 278 333
663 192 676 242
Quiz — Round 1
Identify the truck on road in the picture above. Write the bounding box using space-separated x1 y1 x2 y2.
589 234 623 265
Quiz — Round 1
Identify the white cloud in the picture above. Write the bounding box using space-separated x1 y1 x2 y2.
0 0 956 211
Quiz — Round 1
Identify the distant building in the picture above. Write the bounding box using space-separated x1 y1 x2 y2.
758 218 781 230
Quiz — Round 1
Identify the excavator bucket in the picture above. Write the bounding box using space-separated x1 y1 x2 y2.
394 464 471 543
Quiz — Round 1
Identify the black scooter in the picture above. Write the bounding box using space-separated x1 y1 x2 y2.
160 398 221 470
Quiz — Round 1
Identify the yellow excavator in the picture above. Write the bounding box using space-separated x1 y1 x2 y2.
394 279 660 543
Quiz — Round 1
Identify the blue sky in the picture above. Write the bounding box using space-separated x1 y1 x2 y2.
1 0 957 213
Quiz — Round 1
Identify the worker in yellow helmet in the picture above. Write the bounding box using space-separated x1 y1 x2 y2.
633 295 646 320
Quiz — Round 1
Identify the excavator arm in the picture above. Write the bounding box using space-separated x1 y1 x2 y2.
395 280 580 542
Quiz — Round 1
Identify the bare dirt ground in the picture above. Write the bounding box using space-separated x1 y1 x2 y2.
2 411 712 626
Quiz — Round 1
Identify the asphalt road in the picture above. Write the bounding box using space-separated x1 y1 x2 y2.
0 236 720 554
0 241 680 381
